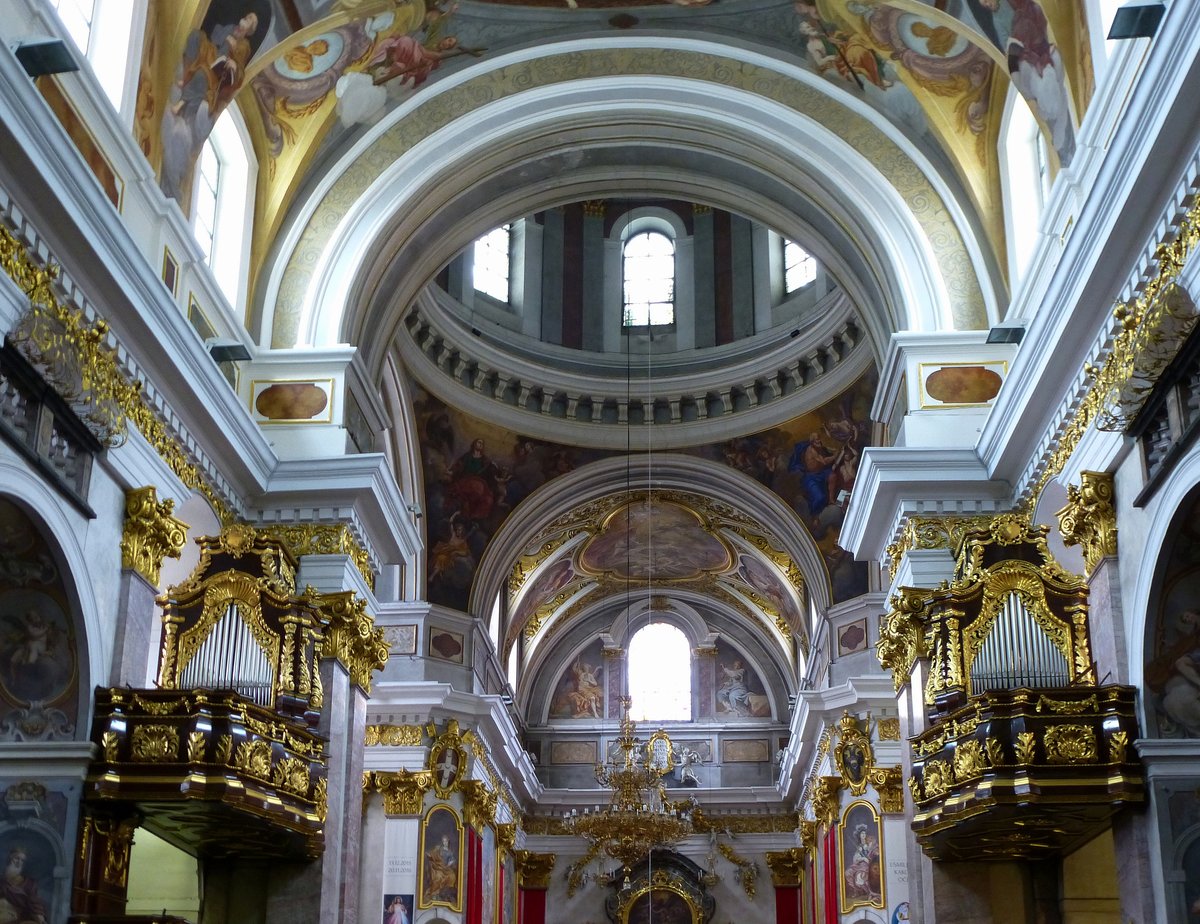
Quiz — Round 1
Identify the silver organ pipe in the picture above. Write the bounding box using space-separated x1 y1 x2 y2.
180 603 275 706
970 592 1069 695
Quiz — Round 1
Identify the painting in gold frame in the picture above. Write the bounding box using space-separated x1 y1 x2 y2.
418 805 463 913
622 885 699 924
838 800 885 914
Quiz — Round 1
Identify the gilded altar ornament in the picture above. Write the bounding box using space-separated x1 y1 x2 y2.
921 759 952 798
186 730 206 763
0 225 238 523
799 819 817 853
514 850 556 890
832 711 874 796
811 775 843 828
716 842 758 898
1022 202 1200 511
235 739 274 779
215 733 233 764
131 725 179 762
495 821 517 858
365 723 424 746
907 775 922 803
101 730 120 762
869 766 905 813
876 717 901 740
1108 729 1130 764
1043 724 1097 764
313 776 328 823
427 719 471 798
984 737 1004 767
121 487 188 585
953 739 986 781
1014 731 1037 765
885 514 995 579
1055 471 1118 574
102 818 137 887
461 779 499 830
766 848 806 886
316 590 389 692
877 585 931 692
259 522 376 591
372 769 434 815
273 757 312 795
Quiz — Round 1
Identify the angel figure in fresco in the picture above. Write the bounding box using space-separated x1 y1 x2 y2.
795 3 892 91
567 658 603 718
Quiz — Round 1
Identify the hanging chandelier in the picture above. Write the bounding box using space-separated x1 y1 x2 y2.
563 695 693 872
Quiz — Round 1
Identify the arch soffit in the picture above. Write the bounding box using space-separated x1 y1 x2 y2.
474 454 822 651
260 39 994 353
1126 453 1200 723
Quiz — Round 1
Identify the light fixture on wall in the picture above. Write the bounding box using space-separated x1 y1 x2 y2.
12 38 78 78
1107 2 1166 40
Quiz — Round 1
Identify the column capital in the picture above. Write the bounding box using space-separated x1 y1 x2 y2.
120 486 187 585
1056 470 1118 574
765 847 807 886
514 850 556 890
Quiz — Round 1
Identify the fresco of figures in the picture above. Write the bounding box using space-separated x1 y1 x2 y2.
1147 493 1200 738
415 369 874 611
713 640 771 719
549 640 606 720
0 498 80 742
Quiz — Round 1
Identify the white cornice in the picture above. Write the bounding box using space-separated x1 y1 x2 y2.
840 447 1010 562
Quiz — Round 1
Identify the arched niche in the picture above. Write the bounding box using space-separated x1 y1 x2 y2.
0 494 90 743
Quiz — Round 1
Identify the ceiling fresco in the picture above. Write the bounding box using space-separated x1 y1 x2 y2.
414 365 874 626
132 0 1092 304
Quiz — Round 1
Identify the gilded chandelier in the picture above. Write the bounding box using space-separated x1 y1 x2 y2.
563 696 692 871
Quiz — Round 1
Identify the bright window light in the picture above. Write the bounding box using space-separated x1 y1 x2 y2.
1004 93 1048 282
628 622 691 721
192 139 220 266
623 231 675 327
47 0 95 55
783 240 818 293
474 224 512 302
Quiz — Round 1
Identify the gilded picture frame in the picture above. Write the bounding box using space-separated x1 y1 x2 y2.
621 882 700 924
832 711 873 797
646 729 675 776
839 800 885 914
418 805 463 913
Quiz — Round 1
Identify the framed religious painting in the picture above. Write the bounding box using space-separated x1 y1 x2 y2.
427 721 470 798
622 885 700 924
839 800 885 914
418 805 463 913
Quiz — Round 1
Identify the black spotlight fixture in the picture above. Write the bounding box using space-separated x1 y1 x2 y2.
1108 2 1166 40
206 339 253 364
13 38 78 78
986 323 1026 345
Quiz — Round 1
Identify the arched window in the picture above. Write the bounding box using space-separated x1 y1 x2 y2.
627 623 691 721
190 109 255 310
47 0 139 116
622 231 675 328
473 224 512 302
191 139 221 267
783 240 818 293
1001 91 1051 286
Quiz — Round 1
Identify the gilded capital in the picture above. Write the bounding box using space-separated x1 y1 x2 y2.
765 848 806 886
364 724 423 746
810 775 842 829
371 769 433 815
514 850 556 890
259 522 376 590
120 487 188 585
316 591 389 693
876 586 931 692
1056 471 1118 573
461 778 499 830
798 819 817 853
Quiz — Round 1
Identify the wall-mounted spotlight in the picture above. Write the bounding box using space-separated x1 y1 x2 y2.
986 322 1026 344
1108 2 1166 40
12 38 78 78
205 338 252 364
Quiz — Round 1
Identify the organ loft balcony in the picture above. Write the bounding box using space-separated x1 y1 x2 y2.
877 516 1144 861
81 526 384 865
